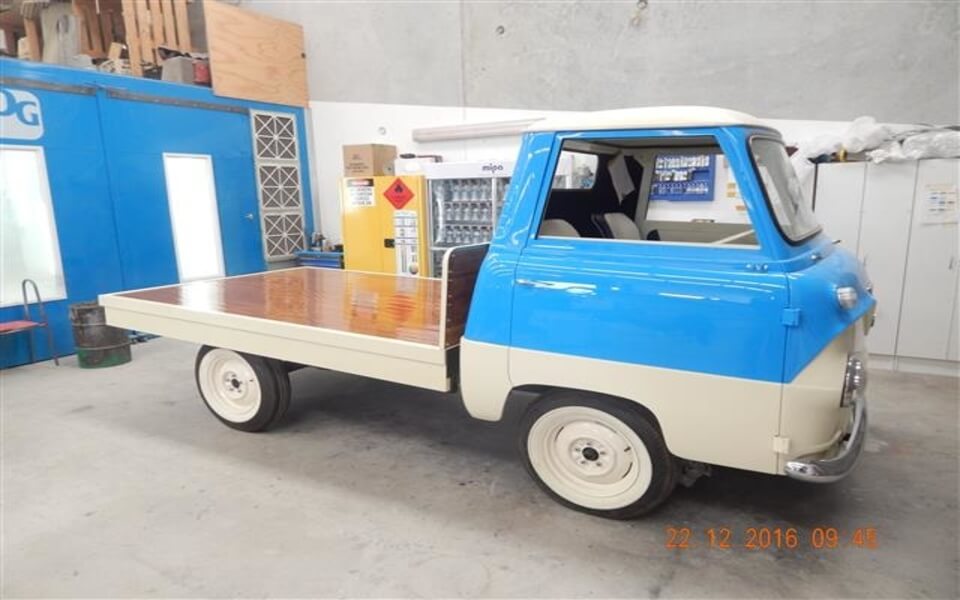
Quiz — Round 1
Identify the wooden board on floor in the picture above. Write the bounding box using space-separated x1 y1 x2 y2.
171 0 191 52
22 18 41 62
118 268 444 347
120 0 143 75
73 0 124 59
203 0 308 107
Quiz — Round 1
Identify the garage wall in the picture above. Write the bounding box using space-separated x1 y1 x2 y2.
242 0 958 124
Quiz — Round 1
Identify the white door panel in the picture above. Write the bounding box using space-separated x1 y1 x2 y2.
896 159 960 360
163 154 225 282
947 273 960 362
857 162 918 355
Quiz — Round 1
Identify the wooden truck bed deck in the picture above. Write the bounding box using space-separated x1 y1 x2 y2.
119 268 445 346
100 246 487 392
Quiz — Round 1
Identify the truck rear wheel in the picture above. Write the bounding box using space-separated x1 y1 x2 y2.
195 346 290 432
519 392 676 519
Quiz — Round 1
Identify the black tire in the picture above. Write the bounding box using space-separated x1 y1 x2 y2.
266 358 292 429
194 346 290 433
519 391 677 519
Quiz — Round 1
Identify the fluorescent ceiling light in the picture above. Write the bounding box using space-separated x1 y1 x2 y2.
412 118 543 142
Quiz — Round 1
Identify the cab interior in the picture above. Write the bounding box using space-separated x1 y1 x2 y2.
538 137 759 247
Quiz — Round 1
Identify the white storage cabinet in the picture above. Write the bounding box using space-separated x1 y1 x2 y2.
813 158 959 370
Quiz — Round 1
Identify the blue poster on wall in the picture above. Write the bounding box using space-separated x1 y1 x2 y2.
650 154 715 201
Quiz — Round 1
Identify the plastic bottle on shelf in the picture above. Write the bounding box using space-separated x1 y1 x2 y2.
453 180 463 203
450 193 463 221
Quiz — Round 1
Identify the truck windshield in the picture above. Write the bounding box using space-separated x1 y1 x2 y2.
750 138 821 243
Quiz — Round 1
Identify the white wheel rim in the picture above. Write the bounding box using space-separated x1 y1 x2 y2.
198 349 262 423
527 406 654 510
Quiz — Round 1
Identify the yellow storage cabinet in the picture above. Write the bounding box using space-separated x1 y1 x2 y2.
340 175 430 276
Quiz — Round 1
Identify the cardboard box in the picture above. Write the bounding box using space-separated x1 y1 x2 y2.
343 144 397 177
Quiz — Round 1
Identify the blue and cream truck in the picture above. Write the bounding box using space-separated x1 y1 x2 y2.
102 107 875 518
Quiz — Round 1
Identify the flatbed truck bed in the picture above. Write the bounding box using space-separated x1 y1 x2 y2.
100 245 487 392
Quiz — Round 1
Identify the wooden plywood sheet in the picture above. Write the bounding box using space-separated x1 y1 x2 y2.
204 0 308 107
119 268 442 346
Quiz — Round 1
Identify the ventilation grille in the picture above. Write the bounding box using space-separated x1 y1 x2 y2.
251 111 305 261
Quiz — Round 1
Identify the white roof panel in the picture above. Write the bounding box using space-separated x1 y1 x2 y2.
526 106 768 132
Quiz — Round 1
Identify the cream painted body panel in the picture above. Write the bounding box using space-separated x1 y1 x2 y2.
100 294 452 392
527 106 765 132
459 339 783 474
463 329 859 476
459 339 513 420
777 321 861 472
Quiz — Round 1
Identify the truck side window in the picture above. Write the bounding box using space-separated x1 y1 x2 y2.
537 137 758 247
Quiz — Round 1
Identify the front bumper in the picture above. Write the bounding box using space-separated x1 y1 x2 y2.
784 391 867 483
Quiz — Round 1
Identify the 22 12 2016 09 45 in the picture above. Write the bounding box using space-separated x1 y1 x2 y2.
665 525 879 550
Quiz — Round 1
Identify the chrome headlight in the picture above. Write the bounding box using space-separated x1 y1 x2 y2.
841 354 866 407
836 286 859 309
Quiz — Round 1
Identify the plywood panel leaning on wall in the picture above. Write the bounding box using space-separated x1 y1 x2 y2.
204 0 308 107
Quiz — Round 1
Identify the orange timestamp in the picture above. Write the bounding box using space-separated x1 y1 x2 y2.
665 525 879 551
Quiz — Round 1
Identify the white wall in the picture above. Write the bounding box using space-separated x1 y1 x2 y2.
244 1 958 125
309 101 574 242
307 100 866 242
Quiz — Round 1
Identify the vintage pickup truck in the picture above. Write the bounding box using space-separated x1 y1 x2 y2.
101 107 875 518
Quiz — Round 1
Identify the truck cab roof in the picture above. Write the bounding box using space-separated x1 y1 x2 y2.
526 106 768 132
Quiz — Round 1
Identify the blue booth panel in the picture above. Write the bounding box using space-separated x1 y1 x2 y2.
0 59 315 368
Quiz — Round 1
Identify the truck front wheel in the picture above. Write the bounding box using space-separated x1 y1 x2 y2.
195 346 290 432
520 393 676 519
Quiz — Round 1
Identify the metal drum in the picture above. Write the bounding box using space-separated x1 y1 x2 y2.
69 302 132 368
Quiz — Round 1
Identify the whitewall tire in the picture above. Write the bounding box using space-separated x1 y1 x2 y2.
520 392 676 519
195 346 290 432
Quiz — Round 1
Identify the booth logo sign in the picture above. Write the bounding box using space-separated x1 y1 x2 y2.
0 88 43 141
481 162 505 173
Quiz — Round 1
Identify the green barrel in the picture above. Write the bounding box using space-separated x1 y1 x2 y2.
69 302 132 368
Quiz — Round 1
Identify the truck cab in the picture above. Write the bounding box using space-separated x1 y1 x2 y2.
459 107 874 517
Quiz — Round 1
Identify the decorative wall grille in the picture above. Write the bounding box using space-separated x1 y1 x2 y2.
251 111 305 261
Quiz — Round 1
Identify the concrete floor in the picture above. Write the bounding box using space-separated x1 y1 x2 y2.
2 337 958 599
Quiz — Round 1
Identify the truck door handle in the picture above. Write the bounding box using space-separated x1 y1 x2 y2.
516 278 535 287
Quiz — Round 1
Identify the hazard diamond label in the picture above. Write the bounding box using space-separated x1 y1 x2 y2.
383 178 415 210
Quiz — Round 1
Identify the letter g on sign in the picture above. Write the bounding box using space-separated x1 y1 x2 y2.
0 88 44 141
